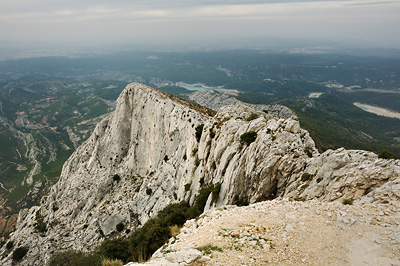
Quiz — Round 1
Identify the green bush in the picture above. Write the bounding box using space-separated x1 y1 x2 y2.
48 250 102 266
195 124 204 142
35 211 47 233
98 238 131 263
130 220 171 262
63 188 224 265
240 131 257 145
184 183 191 191
196 244 223 255
212 183 221 204
157 201 195 227
301 173 313 182
342 199 353 205
113 174 121 182
12 246 28 261
116 222 124 232
128 189 225 262
305 148 313 158
209 130 216 139
246 113 259 121
6 241 13 249
194 183 221 212
146 188 152 195
378 149 397 159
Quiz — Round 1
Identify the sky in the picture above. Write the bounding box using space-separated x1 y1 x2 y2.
0 0 400 51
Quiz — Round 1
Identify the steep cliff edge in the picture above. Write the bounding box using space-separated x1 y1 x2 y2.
1 83 399 265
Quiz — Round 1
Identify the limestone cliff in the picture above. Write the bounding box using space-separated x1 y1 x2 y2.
1 83 399 265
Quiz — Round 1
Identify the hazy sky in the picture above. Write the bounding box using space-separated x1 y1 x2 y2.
1 0 399 50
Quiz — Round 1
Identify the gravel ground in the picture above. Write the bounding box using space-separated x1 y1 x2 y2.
127 198 400 266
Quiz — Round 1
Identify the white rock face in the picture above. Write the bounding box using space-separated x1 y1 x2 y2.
1 83 399 266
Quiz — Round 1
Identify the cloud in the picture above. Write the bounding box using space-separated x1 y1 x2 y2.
1 0 397 21
0 0 399 48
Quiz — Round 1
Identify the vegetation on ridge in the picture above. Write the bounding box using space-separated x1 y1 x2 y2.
240 131 258 146
47 183 222 265
378 149 397 160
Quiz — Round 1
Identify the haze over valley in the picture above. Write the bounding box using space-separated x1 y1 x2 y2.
0 0 399 265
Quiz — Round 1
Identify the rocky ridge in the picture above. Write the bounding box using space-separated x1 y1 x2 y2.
188 89 297 120
1 83 399 265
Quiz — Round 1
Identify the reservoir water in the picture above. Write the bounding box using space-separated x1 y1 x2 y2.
177 82 223 92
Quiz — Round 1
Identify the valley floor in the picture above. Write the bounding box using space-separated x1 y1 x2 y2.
127 199 400 266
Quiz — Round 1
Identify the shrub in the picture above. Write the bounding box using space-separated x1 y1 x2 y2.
6 241 13 249
196 244 223 255
209 130 216 139
184 183 191 191
98 238 131 263
194 183 221 212
48 250 102 266
183 154 187 160
127 190 226 262
247 113 259 121
212 183 221 204
130 220 171 262
116 222 124 232
35 211 47 233
157 201 194 227
305 148 313 158
113 174 121 182
164 155 169 162
378 149 397 159
240 131 257 145
192 148 198 156
301 173 313 182
12 246 28 261
342 199 353 205
102 258 123 266
146 188 152 195
195 124 204 142
233 195 249 206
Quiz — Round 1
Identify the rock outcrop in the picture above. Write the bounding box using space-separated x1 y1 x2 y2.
1 83 399 265
188 89 297 119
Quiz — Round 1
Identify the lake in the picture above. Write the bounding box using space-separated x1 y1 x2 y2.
176 82 224 91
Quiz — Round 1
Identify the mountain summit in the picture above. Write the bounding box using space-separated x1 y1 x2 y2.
1 83 399 265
